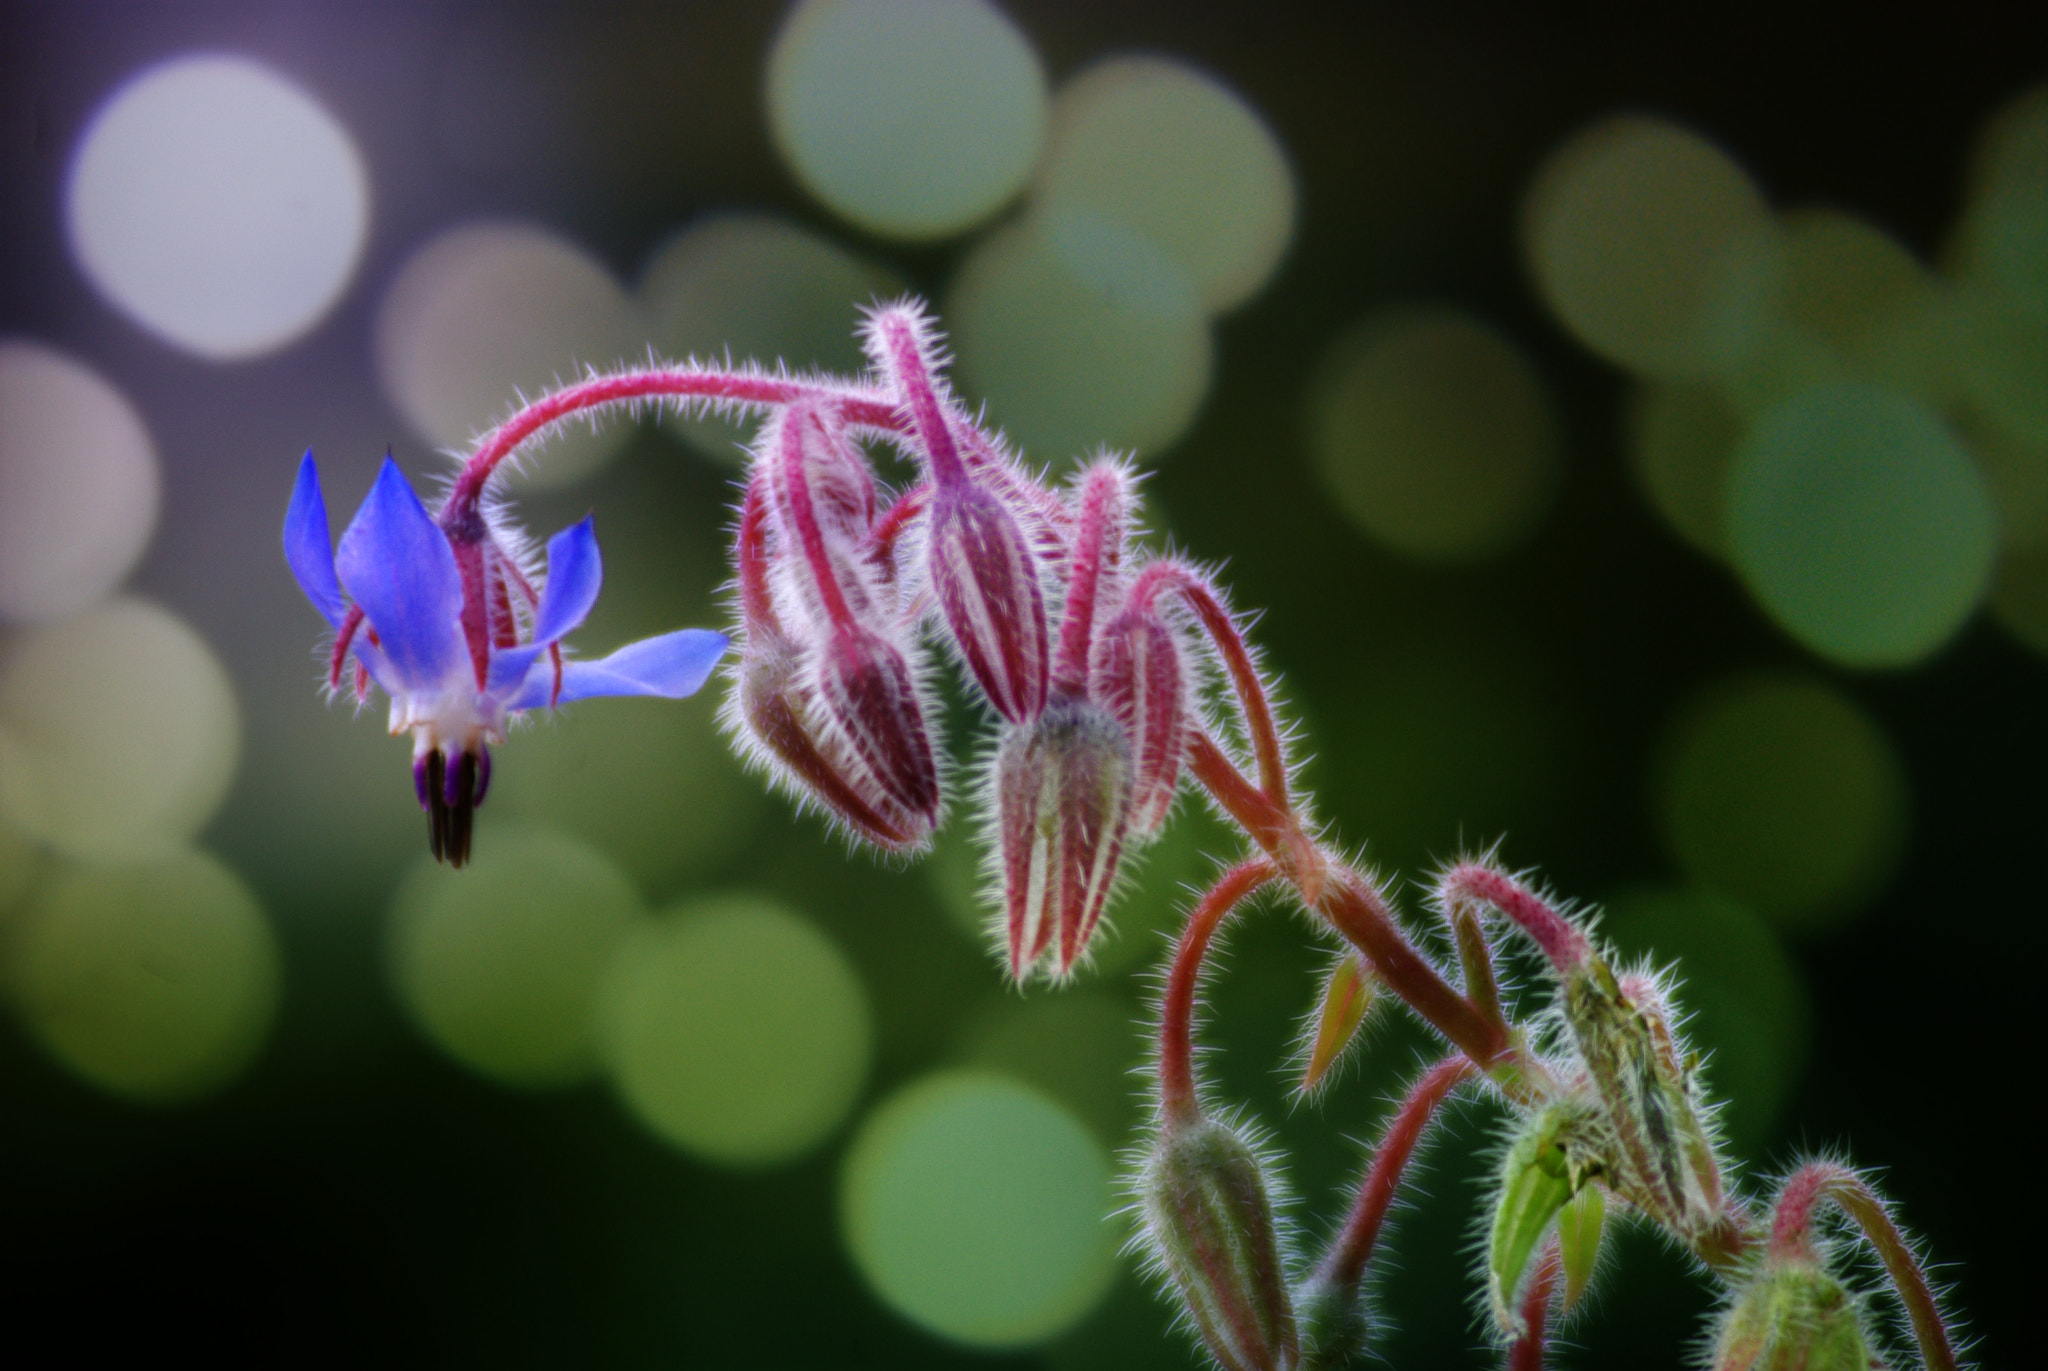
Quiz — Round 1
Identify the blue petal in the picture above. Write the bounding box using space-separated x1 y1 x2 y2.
531 518 603 646
284 451 347 628
508 629 729 709
334 457 468 693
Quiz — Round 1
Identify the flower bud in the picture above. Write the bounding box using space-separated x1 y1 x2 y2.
992 696 1132 979
1139 1115 1300 1371
1712 1259 1871 1371
1560 955 1724 1240
929 480 1048 723
1298 951 1374 1095
1091 605 1188 835
761 401 887 629
817 624 941 826
1488 1100 1602 1337
733 629 932 852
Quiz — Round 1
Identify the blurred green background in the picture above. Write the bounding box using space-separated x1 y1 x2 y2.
2 2 2042 1366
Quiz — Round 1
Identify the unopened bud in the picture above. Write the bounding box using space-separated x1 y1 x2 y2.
1298 951 1374 1095
929 480 1048 723
1091 606 1188 835
1561 955 1724 1239
992 696 1132 979
817 625 941 825
1712 1259 1871 1371
734 630 933 851
1488 1100 1602 1337
1140 1115 1300 1371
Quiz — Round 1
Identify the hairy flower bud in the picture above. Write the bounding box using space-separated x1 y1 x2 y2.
1091 605 1188 835
1561 956 1724 1239
817 624 941 825
992 696 1132 979
1140 1115 1300 1371
1487 1100 1605 1337
929 479 1048 723
732 629 932 851
1712 1259 1872 1371
762 401 886 629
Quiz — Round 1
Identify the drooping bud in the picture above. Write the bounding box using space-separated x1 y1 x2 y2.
816 624 941 826
761 401 886 629
1298 950 1375 1095
992 695 1132 978
928 479 1048 722
1560 953 1724 1240
732 629 932 852
1712 1259 1872 1371
1091 605 1188 835
1488 1100 1602 1337
1139 1115 1300 1371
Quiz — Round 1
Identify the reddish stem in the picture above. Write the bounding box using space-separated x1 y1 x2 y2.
1438 862 1592 975
1052 466 1127 696
864 483 930 584
1769 1162 1958 1371
1157 859 1281 1127
1313 1055 1476 1294
874 312 969 488
774 404 859 634
449 367 901 513
1129 561 1290 813
1320 872 1510 1069
1507 1242 1560 1371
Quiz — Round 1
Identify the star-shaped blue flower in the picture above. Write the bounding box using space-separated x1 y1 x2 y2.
285 451 727 865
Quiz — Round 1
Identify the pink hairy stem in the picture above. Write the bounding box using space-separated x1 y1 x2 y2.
864 483 930 585
1157 858 1282 1127
1128 561 1291 815
1769 1163 1958 1371
774 404 861 634
1312 1054 1476 1295
449 366 902 513
1507 1241 1561 1371
1182 732 1505 1069
1052 467 1127 696
1437 862 1593 974
873 311 971 489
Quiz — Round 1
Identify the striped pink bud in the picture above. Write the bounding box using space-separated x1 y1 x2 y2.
929 480 1048 723
817 624 941 827
733 628 932 852
1091 606 1188 835
992 696 1132 979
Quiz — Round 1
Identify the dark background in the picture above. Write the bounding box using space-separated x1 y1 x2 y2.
2 3 2040 1366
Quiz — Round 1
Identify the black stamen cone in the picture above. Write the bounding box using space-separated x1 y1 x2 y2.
422 750 482 867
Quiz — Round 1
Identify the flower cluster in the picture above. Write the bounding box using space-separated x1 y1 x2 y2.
286 299 1964 1370
727 303 1212 980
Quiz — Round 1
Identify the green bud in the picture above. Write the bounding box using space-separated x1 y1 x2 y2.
1712 1259 1872 1371
1488 1101 1601 1336
1561 955 1724 1238
1299 951 1375 1095
1141 1115 1300 1371
1555 1180 1606 1312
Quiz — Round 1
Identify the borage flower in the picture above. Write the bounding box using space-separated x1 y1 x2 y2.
285 451 727 866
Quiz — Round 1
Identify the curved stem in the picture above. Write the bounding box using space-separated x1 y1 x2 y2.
1051 466 1126 696
1769 1163 1958 1371
1438 862 1592 975
1157 858 1281 1127
450 366 900 512
1129 561 1290 812
1312 1054 1476 1295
